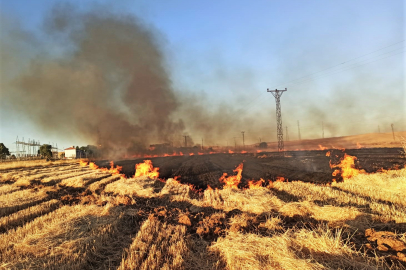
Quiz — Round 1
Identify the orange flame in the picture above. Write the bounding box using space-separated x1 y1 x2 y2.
134 160 159 179
330 153 365 180
326 151 331 157
198 152 204 155
189 153 194 156
241 150 247 154
248 178 265 189
266 177 285 188
356 142 362 149
82 160 123 176
107 161 123 175
206 185 213 191
79 160 88 167
228 149 234 154
318 145 327 150
89 162 99 170
276 176 286 182
219 163 243 189
172 176 181 184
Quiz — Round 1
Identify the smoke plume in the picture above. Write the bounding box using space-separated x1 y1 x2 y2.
2 5 193 155
1 4 404 156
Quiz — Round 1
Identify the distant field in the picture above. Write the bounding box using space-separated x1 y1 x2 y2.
0 152 405 269
263 131 406 151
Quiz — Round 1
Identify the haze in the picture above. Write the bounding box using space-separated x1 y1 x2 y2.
0 0 404 154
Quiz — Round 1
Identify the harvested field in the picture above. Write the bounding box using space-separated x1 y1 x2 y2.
114 147 406 188
0 149 405 269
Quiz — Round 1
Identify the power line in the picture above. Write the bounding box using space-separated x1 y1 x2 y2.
284 46 404 87
276 40 405 88
241 47 404 119
239 40 404 113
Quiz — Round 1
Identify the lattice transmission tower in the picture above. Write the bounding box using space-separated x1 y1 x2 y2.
267 88 287 152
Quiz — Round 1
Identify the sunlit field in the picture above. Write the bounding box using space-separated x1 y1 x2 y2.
0 151 405 270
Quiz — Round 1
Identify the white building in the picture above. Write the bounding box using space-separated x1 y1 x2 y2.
64 146 84 159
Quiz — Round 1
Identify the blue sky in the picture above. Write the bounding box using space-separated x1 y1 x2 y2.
0 0 404 152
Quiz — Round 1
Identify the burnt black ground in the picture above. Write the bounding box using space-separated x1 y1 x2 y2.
96 148 405 189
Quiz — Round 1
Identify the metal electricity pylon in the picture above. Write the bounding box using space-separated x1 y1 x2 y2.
267 88 287 152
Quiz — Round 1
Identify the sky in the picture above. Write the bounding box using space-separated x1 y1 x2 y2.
0 0 404 153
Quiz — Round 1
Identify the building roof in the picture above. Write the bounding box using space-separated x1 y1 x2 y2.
64 147 76 150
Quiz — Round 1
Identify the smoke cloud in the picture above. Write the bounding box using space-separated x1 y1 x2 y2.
1 4 404 156
2 6 189 155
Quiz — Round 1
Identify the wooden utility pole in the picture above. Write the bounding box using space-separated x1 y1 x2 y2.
183 135 188 147
391 124 395 141
322 121 324 138
297 120 301 140
241 131 245 150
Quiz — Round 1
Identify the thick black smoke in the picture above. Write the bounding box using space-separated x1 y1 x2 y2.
1 4 404 156
2 6 191 156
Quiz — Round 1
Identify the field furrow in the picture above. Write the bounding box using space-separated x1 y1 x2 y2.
0 204 141 269
59 171 110 188
118 217 188 270
0 199 61 233
0 187 55 218
87 175 122 193
40 170 96 185
273 180 406 223
0 184 20 195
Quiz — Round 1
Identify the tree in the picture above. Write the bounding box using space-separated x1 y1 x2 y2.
38 144 52 159
0 143 10 159
79 145 99 158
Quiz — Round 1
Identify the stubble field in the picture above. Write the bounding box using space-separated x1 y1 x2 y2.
0 148 405 270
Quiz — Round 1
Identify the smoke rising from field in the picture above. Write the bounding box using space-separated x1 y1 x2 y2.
1 7 178 154
1 4 404 155
0 5 263 155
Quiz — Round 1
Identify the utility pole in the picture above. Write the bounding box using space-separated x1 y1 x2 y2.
322 121 324 139
233 137 237 150
241 131 245 150
391 124 395 141
267 88 287 153
297 120 301 141
183 135 188 147
285 126 289 141
378 125 381 133
201 138 203 150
